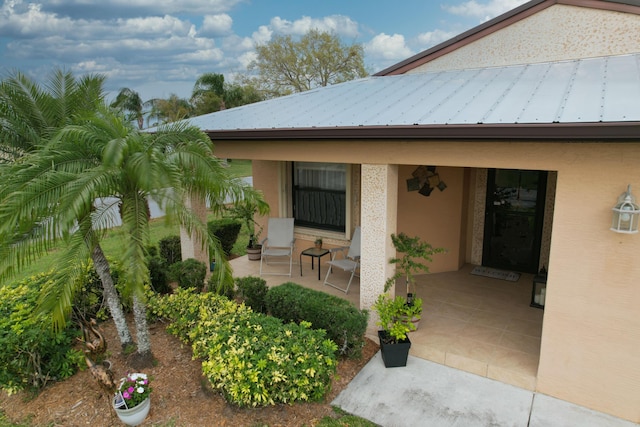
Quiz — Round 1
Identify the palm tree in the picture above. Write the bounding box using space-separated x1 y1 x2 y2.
110 87 144 129
0 69 136 350
0 107 266 365
145 94 192 126
0 69 106 162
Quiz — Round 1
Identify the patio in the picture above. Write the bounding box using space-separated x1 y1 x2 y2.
229 255 542 391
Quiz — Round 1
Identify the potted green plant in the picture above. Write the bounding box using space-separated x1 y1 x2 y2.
373 291 422 368
224 198 270 261
314 237 323 249
384 232 446 328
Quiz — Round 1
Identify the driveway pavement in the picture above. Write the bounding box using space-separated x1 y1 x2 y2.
332 352 639 427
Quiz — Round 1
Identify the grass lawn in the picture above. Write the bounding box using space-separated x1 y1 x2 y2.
1 160 253 287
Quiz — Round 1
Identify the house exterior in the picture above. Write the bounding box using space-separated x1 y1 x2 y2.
183 0 640 422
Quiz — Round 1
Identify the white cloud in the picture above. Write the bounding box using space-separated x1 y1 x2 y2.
251 25 272 45
416 29 458 49
444 0 528 22
45 0 243 15
200 14 233 36
174 48 224 63
365 33 413 61
269 15 360 38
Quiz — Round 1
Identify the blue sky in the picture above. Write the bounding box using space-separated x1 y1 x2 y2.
0 0 528 101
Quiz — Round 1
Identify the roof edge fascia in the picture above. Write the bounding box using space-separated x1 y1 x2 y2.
203 122 640 141
375 0 640 76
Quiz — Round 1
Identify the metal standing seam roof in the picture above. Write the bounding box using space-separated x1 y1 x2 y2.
185 53 640 139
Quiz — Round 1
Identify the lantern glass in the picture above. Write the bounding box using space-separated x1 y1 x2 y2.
611 185 640 234
530 270 547 309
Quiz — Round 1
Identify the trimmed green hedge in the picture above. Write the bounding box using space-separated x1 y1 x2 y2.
235 276 268 313
265 282 369 358
0 274 84 394
150 289 337 407
208 218 242 256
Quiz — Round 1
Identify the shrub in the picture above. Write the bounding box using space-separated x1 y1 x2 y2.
235 276 268 313
208 219 242 256
265 283 369 358
206 272 235 300
159 235 182 266
150 289 337 407
0 274 84 394
147 255 170 294
169 259 206 291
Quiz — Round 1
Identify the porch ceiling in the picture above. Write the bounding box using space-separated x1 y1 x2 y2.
185 53 640 141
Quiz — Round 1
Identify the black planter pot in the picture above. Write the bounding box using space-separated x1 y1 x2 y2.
378 330 411 368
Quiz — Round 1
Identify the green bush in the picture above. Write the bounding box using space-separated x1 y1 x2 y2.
150 289 337 407
159 235 182 266
147 255 170 294
265 282 368 358
235 276 268 313
0 274 84 394
208 218 242 256
169 258 206 291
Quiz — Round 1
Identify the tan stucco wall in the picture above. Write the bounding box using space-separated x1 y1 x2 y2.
409 4 640 73
396 165 467 273
222 140 640 422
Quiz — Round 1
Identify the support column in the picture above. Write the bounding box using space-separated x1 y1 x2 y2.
360 164 398 334
179 195 209 265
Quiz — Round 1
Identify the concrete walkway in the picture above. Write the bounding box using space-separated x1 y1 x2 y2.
332 352 639 427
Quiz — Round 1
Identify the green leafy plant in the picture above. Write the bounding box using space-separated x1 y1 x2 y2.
150 289 337 407
114 372 152 409
159 235 182 266
385 233 446 298
207 218 242 256
0 274 84 394
265 282 368 358
235 276 268 313
224 199 270 249
375 233 445 343
169 258 207 291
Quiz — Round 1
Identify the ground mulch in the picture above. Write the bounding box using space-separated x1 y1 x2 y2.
0 318 379 427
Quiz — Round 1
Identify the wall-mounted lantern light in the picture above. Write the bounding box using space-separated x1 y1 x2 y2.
611 185 640 234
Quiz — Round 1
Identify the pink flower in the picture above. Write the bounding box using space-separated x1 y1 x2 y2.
123 392 130 399
128 386 135 394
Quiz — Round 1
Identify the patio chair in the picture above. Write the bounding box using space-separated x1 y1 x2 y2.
260 218 295 276
323 227 361 294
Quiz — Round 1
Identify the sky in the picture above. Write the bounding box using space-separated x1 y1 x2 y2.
0 0 529 102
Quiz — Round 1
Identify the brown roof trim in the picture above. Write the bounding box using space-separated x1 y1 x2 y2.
375 0 640 76
204 122 640 141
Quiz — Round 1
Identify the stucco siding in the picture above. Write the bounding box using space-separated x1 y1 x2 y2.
409 4 640 73
232 140 640 421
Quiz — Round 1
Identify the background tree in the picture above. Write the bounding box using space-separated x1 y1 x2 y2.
145 94 192 126
110 87 144 129
191 73 265 116
249 29 368 97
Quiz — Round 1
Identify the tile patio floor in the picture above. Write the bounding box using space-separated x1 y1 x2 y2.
229 255 542 391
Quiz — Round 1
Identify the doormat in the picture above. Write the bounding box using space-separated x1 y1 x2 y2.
470 266 520 282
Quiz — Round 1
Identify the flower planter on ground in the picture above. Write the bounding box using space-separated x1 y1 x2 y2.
113 395 150 426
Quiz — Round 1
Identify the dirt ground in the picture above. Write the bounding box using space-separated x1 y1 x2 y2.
0 318 379 427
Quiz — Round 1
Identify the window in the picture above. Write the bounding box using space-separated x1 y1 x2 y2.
292 162 346 232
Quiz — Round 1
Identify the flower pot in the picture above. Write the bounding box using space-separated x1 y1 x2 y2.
113 395 150 426
378 330 411 368
247 245 262 261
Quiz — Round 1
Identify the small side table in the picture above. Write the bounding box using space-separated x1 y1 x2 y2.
300 247 330 280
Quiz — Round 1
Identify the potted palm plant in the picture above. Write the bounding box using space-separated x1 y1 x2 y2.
224 198 270 261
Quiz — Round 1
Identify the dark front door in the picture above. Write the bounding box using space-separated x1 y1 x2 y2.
483 169 547 274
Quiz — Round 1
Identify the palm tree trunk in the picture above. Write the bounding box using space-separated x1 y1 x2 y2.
90 244 134 349
132 295 154 368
